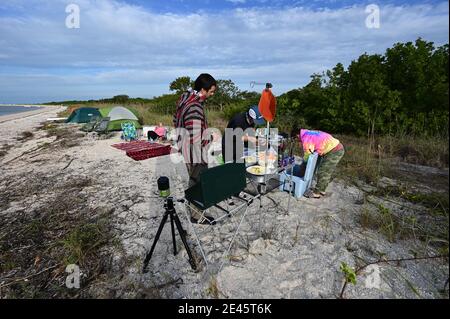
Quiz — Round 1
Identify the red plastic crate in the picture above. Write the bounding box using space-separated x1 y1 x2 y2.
112 141 172 161
126 144 171 161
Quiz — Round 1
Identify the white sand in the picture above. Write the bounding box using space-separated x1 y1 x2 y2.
0 110 447 299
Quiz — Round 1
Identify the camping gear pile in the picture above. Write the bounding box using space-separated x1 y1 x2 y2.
112 140 172 161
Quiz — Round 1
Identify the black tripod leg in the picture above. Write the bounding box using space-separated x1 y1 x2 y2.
172 212 197 271
169 211 177 256
143 211 169 272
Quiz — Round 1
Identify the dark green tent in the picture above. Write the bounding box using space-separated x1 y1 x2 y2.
66 107 102 124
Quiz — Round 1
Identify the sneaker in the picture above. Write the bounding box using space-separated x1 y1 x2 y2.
190 215 216 225
304 189 321 199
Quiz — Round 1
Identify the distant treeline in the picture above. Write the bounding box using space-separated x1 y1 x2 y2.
44 94 153 106
46 38 448 137
276 38 449 137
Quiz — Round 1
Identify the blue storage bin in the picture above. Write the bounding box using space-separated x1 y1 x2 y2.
279 153 318 198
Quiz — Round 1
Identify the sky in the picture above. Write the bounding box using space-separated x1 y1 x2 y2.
0 0 448 104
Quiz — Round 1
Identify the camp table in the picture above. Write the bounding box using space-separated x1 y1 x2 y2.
244 160 296 235
183 160 296 274
184 163 257 272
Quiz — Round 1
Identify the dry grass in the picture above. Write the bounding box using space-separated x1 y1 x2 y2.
335 134 449 186
35 123 83 149
0 171 115 298
206 277 221 299
339 134 449 255
379 135 449 169
358 184 449 255
205 109 228 132
58 102 229 130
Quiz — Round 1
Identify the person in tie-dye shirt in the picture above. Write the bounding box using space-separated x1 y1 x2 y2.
292 128 345 198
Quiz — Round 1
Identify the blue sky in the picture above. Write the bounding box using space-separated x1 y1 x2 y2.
106 0 447 13
0 0 448 104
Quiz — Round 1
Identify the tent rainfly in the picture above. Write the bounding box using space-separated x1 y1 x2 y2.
65 107 102 124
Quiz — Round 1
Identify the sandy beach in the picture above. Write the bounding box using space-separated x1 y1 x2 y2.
0 110 448 299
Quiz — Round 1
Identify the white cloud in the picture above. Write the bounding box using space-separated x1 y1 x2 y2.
0 0 448 103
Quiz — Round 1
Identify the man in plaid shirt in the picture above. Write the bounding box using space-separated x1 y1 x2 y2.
173 73 217 224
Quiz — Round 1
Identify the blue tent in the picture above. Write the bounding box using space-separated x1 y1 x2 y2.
66 107 102 124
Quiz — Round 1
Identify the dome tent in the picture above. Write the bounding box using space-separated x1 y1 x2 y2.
66 107 102 124
99 106 141 131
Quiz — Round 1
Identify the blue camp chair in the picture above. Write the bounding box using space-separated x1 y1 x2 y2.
121 122 137 141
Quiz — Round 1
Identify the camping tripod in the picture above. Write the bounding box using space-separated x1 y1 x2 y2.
142 197 197 272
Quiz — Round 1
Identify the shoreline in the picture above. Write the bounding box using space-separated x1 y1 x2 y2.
0 105 65 124
0 104 46 107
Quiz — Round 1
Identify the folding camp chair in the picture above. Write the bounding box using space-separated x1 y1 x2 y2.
94 117 110 134
121 122 137 141
184 163 260 272
80 116 101 132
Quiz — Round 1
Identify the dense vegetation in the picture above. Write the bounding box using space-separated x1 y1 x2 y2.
47 38 448 139
276 38 449 137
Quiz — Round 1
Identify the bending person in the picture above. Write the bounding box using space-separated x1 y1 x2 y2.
292 128 345 198
221 105 266 163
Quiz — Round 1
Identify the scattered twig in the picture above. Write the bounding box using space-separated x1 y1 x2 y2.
3 141 58 165
62 158 75 170
29 152 44 159
0 264 60 289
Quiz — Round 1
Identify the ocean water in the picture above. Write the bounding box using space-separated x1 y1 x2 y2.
0 105 40 116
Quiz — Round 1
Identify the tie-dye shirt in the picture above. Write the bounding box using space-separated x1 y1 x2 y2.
299 129 340 161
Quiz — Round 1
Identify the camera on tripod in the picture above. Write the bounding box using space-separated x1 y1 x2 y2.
157 176 171 198
143 176 197 273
